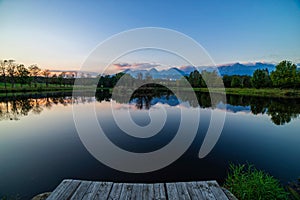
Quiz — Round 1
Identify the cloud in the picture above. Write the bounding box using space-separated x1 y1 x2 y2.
113 63 131 68
112 62 162 71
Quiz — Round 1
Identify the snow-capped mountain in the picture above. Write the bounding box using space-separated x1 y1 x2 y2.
216 62 276 76
123 62 277 79
124 67 185 80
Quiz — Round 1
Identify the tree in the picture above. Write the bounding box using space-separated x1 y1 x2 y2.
145 72 153 81
251 69 272 89
270 60 297 88
41 69 51 87
222 75 232 88
16 64 29 87
28 64 41 87
201 70 221 88
231 76 242 87
58 72 66 87
188 70 202 87
241 76 252 88
6 59 16 88
51 74 58 85
0 60 8 89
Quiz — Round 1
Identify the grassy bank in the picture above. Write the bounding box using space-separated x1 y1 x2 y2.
2 82 300 98
0 83 74 92
224 164 290 200
194 87 300 98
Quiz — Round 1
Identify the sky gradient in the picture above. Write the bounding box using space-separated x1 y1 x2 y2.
0 0 299 72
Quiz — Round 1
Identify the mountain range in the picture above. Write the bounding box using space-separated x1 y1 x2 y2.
50 62 299 79
123 62 277 80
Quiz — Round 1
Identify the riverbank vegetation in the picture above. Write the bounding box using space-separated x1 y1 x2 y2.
224 164 289 200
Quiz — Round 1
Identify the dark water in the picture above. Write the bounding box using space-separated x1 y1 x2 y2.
0 91 299 199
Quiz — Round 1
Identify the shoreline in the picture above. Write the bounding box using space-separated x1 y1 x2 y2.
1 86 300 98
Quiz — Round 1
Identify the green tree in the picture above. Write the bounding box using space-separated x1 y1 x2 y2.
201 70 221 88
58 72 66 87
241 76 252 88
6 59 17 88
251 69 272 89
41 69 51 87
270 60 297 88
222 75 232 88
188 70 202 87
0 60 8 89
28 64 41 87
231 76 242 87
16 64 29 87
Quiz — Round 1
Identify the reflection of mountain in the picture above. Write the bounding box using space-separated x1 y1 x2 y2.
151 96 180 106
217 102 251 113
130 95 180 107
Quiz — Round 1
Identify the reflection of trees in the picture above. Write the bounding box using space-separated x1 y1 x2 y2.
249 98 269 115
131 90 155 110
267 100 299 125
226 95 300 125
0 92 95 121
95 89 111 102
1 90 299 125
109 86 300 125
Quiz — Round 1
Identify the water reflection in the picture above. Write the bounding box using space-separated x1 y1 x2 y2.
0 90 299 125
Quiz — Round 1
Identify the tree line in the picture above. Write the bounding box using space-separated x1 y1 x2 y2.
0 59 75 90
186 60 300 89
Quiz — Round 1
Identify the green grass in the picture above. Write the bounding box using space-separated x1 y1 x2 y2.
194 87 300 98
1 81 300 98
0 83 79 95
224 164 289 200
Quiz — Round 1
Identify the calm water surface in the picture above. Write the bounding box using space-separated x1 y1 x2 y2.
0 91 299 199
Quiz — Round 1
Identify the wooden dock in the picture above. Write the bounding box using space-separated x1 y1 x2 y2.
45 179 235 200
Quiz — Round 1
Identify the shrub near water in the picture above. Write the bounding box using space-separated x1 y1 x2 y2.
224 164 289 200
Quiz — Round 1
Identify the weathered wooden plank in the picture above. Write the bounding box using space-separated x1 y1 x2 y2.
48 179 228 200
130 183 143 200
81 182 101 200
196 181 216 200
70 181 92 200
185 182 205 200
206 181 229 200
166 183 180 200
46 179 73 200
142 183 154 200
175 182 191 200
108 183 123 200
119 183 133 200
57 180 81 200
93 182 113 200
154 183 166 200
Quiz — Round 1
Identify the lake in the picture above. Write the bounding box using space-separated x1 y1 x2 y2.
0 90 299 199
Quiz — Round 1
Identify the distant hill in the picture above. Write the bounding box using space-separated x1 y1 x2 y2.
124 67 185 80
123 62 277 79
216 62 276 76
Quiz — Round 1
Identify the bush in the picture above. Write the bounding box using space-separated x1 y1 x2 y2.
224 164 289 200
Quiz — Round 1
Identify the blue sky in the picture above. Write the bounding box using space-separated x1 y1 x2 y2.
0 0 299 72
